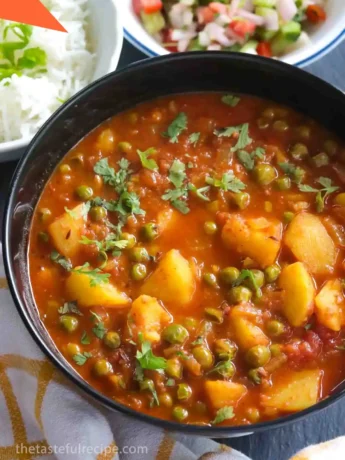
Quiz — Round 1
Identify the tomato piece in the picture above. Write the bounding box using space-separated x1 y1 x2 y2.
306 5 327 24
141 0 163 14
229 19 256 38
197 6 216 24
132 0 142 15
209 2 228 14
256 41 272 58
161 29 177 52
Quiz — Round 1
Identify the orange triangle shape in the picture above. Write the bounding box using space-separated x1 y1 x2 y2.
0 0 67 32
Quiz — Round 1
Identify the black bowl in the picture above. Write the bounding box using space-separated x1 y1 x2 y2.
4 52 345 437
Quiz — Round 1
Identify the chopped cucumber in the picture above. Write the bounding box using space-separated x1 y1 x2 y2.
188 39 206 51
256 27 277 41
271 21 301 55
141 11 165 36
253 0 276 7
240 40 259 54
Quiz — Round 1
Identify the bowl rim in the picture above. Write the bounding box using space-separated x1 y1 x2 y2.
4 52 345 436
0 0 124 156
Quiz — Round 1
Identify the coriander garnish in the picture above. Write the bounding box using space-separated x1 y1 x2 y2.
162 112 188 143
298 177 339 212
137 147 158 171
206 171 246 193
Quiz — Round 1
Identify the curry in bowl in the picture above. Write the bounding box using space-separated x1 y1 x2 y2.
29 93 345 426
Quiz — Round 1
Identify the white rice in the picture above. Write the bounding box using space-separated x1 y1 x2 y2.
0 0 95 143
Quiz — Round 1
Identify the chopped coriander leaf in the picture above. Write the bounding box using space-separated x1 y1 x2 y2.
58 301 83 316
162 160 190 214
212 406 235 425
80 234 128 253
92 321 107 339
65 202 91 221
206 171 246 193
90 311 103 323
237 147 265 171
137 147 158 171
50 251 72 271
134 362 144 382
187 162 194 169
233 269 262 298
278 162 305 184
162 112 188 143
116 191 145 217
166 378 175 387
93 158 131 194
214 126 238 138
71 263 110 287
168 159 187 188
81 331 91 345
171 199 190 214
299 177 339 212
232 123 252 152
188 184 210 202
136 340 167 370
192 337 204 345
188 132 200 146
208 359 233 377
221 94 240 107
149 384 160 407
73 351 92 366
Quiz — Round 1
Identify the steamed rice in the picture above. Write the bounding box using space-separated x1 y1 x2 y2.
0 0 94 143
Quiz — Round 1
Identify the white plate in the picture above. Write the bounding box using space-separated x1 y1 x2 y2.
0 0 123 162
123 0 345 67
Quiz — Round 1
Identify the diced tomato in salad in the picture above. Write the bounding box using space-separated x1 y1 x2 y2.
306 5 327 24
197 6 216 25
133 0 163 15
229 19 256 39
257 41 272 58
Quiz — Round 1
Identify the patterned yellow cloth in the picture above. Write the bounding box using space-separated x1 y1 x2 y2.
0 253 344 460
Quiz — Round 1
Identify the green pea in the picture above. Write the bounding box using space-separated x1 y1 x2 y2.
257 118 270 129
183 317 198 332
233 192 250 210
220 267 240 285
273 120 289 132
204 307 223 324
139 378 155 392
312 152 329 168
166 358 183 379
214 339 237 361
227 286 252 304
120 232 136 249
93 359 113 377
245 345 271 367
203 221 218 235
283 211 294 223
264 264 281 283
275 176 291 190
334 193 345 206
266 320 285 338
59 164 71 175
248 368 261 384
296 125 311 140
60 315 79 333
244 269 265 290
141 223 158 241
38 231 49 243
90 206 107 222
76 185 93 201
270 344 283 357
172 406 188 421
177 383 192 401
39 208 52 222
129 247 150 263
203 272 219 288
253 164 277 186
324 139 338 156
261 108 276 119
118 141 133 154
162 324 189 344
104 331 121 349
159 393 173 408
131 263 147 281
290 143 308 160
192 345 214 370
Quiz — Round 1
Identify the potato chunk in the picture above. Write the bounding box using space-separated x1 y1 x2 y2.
48 204 85 258
140 249 195 305
221 214 282 268
205 380 247 410
128 295 172 343
229 305 269 351
284 213 337 275
315 279 345 331
279 262 315 327
66 270 130 308
261 370 321 412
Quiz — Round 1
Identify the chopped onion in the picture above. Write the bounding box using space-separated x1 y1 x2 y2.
277 0 298 22
171 28 196 42
229 0 241 16
214 13 231 26
198 30 211 47
177 38 192 52
182 9 194 27
241 0 254 11
208 44 222 51
237 9 265 26
263 9 280 31
204 23 235 47
169 4 188 29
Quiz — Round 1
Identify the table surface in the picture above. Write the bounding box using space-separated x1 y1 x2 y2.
2 40 345 460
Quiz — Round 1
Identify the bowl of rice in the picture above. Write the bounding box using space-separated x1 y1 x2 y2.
123 0 345 68
0 0 123 162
